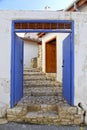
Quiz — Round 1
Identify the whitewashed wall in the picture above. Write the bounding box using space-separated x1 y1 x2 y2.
0 11 87 121
0 11 11 114
24 40 38 68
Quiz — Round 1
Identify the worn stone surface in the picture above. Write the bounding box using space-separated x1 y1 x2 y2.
0 118 8 124
6 68 82 125
0 103 8 118
31 57 37 68
0 122 83 130
37 45 42 71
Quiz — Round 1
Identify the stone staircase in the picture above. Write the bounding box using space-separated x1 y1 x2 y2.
7 68 82 125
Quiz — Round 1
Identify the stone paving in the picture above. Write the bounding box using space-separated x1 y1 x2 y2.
7 68 82 125
0 122 85 130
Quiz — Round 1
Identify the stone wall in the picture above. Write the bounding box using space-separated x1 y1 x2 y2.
24 40 38 68
0 78 10 116
30 57 37 68
37 44 42 70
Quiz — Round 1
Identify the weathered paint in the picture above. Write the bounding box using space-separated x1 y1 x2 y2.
11 34 24 107
0 11 87 122
63 34 71 104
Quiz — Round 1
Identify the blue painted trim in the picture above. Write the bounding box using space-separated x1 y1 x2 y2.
72 21 75 105
10 21 15 108
13 20 72 33
71 21 74 105
13 19 73 23
14 29 72 33
22 41 24 97
11 19 74 107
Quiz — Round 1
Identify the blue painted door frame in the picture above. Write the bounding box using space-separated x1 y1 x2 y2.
11 20 74 108
63 34 73 105
11 33 24 108
14 34 23 104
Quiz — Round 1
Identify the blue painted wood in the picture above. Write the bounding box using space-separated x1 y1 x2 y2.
11 33 23 108
71 21 74 105
14 29 72 33
63 34 71 104
11 20 74 107
13 20 72 23
13 20 72 33
11 21 15 108
14 34 23 105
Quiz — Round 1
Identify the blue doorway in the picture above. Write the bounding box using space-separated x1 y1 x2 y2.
62 34 74 105
11 34 24 108
11 20 74 108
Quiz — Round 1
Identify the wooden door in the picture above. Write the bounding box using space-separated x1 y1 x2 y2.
63 34 71 104
46 40 56 73
11 34 24 108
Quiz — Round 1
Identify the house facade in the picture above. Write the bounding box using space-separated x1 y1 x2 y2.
0 10 87 123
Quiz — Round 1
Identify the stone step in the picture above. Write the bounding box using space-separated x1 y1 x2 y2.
24 86 61 92
7 105 81 125
31 91 58 96
24 75 52 81
24 72 45 76
6 68 82 125
7 106 28 122
7 101 81 125
0 118 8 124
24 86 62 96
23 88 61 96
24 108 81 125
24 68 40 72
27 104 57 112
24 81 56 86
24 84 60 88
24 80 59 85
17 95 65 106
24 111 59 124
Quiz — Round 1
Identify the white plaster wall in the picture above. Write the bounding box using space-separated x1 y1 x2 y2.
74 15 87 106
56 33 69 82
0 11 87 121
24 40 38 68
0 12 11 108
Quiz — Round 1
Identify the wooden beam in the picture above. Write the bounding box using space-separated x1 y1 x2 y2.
67 0 87 11
14 22 71 30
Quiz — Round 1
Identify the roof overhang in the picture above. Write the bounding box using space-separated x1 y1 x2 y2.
65 0 87 11
21 37 41 44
